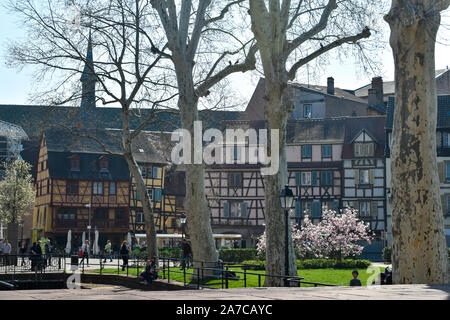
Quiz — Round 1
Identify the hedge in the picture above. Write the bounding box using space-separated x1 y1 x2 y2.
219 248 259 263
241 258 371 270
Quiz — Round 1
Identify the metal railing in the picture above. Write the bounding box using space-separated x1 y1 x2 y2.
0 253 337 289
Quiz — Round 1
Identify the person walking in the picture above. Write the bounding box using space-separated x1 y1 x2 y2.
2 240 11 266
79 240 90 266
180 239 192 270
44 239 52 266
120 241 129 271
19 242 27 267
30 241 42 271
103 240 113 263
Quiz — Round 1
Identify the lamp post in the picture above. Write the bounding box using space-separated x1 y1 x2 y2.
85 201 92 253
179 214 187 239
280 185 294 287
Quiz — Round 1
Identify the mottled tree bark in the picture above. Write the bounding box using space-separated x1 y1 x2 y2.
385 0 449 284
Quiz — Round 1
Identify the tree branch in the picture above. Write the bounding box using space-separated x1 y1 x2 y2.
287 27 371 80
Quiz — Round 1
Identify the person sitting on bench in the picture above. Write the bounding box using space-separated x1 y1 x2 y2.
140 259 158 284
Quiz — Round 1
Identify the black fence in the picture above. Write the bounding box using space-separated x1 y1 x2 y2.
0 253 336 289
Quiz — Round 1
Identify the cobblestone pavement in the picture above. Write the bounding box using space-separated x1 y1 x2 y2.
0 284 448 300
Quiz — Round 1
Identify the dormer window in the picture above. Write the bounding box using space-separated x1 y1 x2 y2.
69 155 80 171
99 156 109 172
354 142 374 157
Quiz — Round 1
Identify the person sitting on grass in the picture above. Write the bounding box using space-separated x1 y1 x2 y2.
349 270 362 286
140 259 159 285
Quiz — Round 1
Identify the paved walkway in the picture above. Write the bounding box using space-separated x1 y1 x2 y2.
0 283 448 300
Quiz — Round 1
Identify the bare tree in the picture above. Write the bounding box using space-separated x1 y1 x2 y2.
384 0 449 284
248 0 385 286
6 0 176 261
150 0 258 268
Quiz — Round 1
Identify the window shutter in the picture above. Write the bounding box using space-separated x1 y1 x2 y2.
444 132 448 147
312 201 321 218
136 191 140 201
223 202 230 218
438 162 445 182
332 200 339 213
153 167 158 178
295 200 302 218
354 170 359 185
353 200 359 213
295 172 301 186
370 201 378 218
369 169 374 184
155 189 162 201
312 171 318 186
241 202 248 218
320 171 326 186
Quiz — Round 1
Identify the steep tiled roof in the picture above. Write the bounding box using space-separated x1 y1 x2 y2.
342 116 386 158
385 95 450 130
355 69 449 98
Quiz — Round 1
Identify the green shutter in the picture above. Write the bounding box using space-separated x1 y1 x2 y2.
241 202 248 218
223 202 230 218
153 167 158 178
312 201 321 218
312 171 318 186
155 189 162 201
295 200 302 218
332 199 339 213
136 191 140 201
295 172 301 186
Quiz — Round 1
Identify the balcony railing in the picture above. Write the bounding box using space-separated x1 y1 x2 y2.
55 219 128 229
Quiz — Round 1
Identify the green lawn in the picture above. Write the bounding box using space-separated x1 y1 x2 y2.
90 265 384 288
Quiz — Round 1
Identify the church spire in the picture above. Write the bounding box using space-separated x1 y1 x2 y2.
80 31 96 110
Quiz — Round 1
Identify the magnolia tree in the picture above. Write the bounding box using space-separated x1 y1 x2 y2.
257 208 374 261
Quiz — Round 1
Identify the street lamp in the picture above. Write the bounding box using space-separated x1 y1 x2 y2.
85 202 92 253
280 185 294 287
179 214 187 239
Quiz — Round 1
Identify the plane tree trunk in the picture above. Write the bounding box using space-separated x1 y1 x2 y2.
385 0 449 284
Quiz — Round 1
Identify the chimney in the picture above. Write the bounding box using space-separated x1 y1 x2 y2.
370 76 384 105
368 88 377 106
327 77 334 95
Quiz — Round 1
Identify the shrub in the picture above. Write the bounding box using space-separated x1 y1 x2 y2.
242 258 372 270
219 248 258 263
382 247 392 263
241 260 265 270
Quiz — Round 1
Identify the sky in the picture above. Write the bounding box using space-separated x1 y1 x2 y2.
1 5 450 109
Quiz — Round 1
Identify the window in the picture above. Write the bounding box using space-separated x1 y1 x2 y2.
322 201 333 213
359 202 371 217
303 104 312 118
228 172 242 187
223 201 248 218
301 172 311 185
115 209 127 221
320 171 333 186
147 188 154 200
301 145 312 159
66 180 79 195
57 208 76 220
322 145 332 158
109 182 116 195
139 165 146 178
99 157 109 172
70 156 80 171
444 132 450 147
446 196 450 216
354 142 374 157
93 182 103 195
95 208 108 220
136 212 144 224
359 169 370 185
